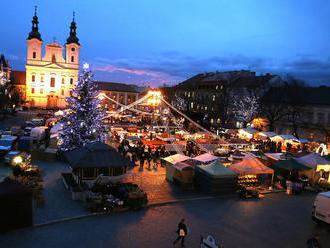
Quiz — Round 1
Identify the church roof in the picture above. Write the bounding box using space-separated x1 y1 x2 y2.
11 71 26 85
95 81 140 93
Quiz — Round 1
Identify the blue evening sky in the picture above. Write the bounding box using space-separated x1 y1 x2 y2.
1 0 330 86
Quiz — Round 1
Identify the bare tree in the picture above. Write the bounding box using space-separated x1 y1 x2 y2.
232 93 259 127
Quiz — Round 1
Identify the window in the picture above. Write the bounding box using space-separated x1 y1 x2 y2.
190 102 194 109
32 52 36 59
40 76 44 83
61 89 64 95
317 113 325 124
62 78 65 84
52 54 56 63
71 47 75 52
210 118 214 124
212 95 216 101
306 112 314 122
31 88 35 94
40 88 43 94
50 78 55 87
82 168 96 179
71 56 74 63
70 78 73 85
32 75 35 82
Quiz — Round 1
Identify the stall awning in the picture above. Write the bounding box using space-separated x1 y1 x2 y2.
272 159 311 171
193 153 219 163
172 162 193 171
228 158 274 175
63 142 133 169
162 154 190 164
196 161 237 178
294 153 330 169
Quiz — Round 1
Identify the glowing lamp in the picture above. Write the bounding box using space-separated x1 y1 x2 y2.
12 156 23 165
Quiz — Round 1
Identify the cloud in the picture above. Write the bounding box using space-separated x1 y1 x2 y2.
90 53 330 86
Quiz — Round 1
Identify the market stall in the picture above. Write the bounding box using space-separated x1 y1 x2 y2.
195 160 238 194
228 157 274 187
238 128 258 141
163 154 191 181
192 153 219 165
294 153 330 183
254 131 277 141
169 162 194 187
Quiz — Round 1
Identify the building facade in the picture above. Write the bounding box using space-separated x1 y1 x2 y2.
24 8 80 108
165 70 276 129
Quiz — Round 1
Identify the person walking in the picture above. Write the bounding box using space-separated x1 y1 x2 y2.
173 219 187 247
146 147 152 170
153 148 160 169
139 146 146 169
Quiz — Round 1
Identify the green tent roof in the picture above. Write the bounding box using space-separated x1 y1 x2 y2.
196 160 237 178
273 159 311 171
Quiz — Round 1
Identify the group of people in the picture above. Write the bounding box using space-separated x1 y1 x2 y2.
118 138 170 170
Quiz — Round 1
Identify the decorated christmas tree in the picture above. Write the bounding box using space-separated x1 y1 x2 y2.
59 64 106 151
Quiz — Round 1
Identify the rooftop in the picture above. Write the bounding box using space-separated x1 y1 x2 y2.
95 81 140 93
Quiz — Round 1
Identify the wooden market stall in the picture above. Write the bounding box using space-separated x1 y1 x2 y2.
63 142 134 186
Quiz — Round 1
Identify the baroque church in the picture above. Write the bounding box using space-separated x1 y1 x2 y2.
13 8 80 108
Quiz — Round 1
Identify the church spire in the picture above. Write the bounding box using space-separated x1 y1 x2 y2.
27 6 42 41
66 11 80 45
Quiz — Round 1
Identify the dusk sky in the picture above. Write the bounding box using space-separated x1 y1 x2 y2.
1 0 330 86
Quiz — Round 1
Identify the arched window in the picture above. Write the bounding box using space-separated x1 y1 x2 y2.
32 75 35 82
52 54 56 63
40 76 44 83
71 56 74 63
32 52 36 59
31 88 35 94
62 78 65 84
70 78 73 85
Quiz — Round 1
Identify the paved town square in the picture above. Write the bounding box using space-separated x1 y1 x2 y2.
1 1 330 247
1 193 329 248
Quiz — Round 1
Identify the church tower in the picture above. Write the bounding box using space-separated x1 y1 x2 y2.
25 8 80 109
27 6 43 63
65 12 80 67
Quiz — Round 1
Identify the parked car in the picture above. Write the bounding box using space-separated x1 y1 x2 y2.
4 151 31 166
0 135 18 156
313 191 330 225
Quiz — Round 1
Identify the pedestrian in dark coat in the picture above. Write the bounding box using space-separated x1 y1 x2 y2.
173 219 187 247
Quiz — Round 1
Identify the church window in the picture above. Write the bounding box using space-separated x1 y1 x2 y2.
31 75 35 82
71 56 75 63
71 47 75 52
50 78 55 87
40 88 43 94
61 89 65 95
41 76 44 83
52 54 56 63
32 52 36 59
62 78 65 84
31 88 35 94
70 78 73 85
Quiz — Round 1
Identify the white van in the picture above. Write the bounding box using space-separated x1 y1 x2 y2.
313 192 330 224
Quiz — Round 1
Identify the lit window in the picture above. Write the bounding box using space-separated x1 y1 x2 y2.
62 78 65 84
205 106 208 111
210 118 214 124
190 102 194 109
216 85 219 90
32 75 35 82
31 88 35 94
50 78 55 87
217 118 221 124
212 95 216 101
61 89 65 95
71 56 74 63
32 52 36 59
40 88 43 94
